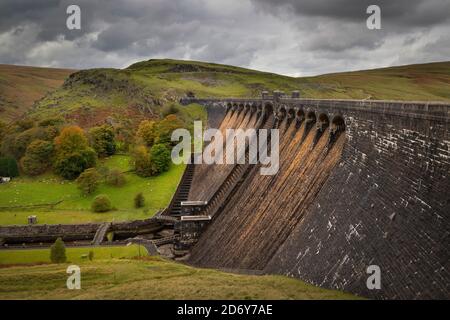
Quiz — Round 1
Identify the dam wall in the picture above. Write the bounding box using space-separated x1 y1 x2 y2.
184 96 450 299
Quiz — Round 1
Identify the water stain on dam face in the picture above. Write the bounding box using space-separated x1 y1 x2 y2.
185 99 450 300
189 107 260 201
189 108 345 270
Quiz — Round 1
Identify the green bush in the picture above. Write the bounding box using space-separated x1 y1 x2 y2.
54 149 97 180
89 125 116 157
50 237 67 263
91 194 112 212
134 192 145 208
161 103 180 117
133 146 152 177
0 157 19 177
106 169 126 187
150 143 171 175
76 168 101 195
88 250 94 261
136 120 157 147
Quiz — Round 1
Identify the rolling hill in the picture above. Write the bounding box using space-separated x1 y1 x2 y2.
1 59 449 127
0 64 75 121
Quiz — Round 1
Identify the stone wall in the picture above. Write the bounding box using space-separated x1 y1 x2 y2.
0 218 163 244
265 103 449 299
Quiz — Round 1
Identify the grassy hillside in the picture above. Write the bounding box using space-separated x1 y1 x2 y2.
24 59 450 128
0 256 358 299
304 61 450 101
0 64 75 121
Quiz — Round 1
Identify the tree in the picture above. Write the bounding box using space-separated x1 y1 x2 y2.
89 125 116 157
15 128 41 159
54 126 97 179
150 143 171 174
134 192 145 208
106 169 126 187
20 140 54 176
132 145 152 177
91 194 112 212
0 157 19 177
54 149 97 180
136 120 157 147
50 237 67 263
54 126 90 154
155 114 184 145
2 127 46 160
76 168 101 195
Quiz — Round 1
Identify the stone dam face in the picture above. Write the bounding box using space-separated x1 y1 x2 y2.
185 98 449 299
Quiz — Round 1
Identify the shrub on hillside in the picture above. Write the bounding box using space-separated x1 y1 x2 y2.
76 168 101 195
134 192 145 208
155 114 184 146
132 145 152 177
136 120 157 147
0 157 19 177
20 140 54 176
15 119 35 131
91 194 112 212
89 125 116 157
97 165 110 182
161 103 180 117
50 237 67 263
150 143 171 175
106 169 126 187
38 117 65 127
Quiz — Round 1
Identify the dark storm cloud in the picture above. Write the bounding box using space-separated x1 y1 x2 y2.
253 0 450 27
0 0 448 75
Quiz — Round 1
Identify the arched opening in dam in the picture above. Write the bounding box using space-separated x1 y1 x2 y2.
318 113 330 129
306 110 316 123
331 115 346 133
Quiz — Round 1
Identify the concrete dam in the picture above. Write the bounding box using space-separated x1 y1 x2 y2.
180 92 450 299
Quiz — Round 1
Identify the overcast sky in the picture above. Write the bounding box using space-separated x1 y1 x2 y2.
0 0 449 76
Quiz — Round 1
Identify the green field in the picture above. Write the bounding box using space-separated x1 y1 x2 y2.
0 255 358 299
0 155 185 225
0 244 147 265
